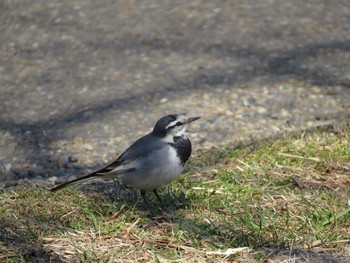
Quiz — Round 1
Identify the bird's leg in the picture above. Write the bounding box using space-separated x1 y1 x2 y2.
153 189 168 212
140 190 154 216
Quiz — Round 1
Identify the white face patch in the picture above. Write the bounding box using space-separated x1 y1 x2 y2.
165 120 177 130
165 114 188 136
165 114 187 129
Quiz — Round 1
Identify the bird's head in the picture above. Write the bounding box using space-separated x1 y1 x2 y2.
152 114 200 139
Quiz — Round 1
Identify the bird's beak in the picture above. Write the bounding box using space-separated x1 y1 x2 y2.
187 116 201 123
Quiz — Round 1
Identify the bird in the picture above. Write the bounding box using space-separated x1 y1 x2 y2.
50 114 200 215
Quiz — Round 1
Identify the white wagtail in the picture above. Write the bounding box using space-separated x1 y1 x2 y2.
50 114 200 214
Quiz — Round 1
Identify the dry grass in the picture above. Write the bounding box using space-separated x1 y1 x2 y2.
1 125 350 262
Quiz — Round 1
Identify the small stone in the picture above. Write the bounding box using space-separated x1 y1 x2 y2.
21 163 30 169
114 136 122 143
4 163 12 171
67 175 77 181
234 108 243 115
242 112 252 118
217 106 227 114
225 110 234 116
56 176 69 184
285 119 292 125
270 109 290 119
47 176 58 183
56 140 68 147
279 109 290 118
198 131 208 139
256 107 268 114
57 156 69 169
243 97 256 106
203 94 210 100
159 98 168 104
27 169 36 178
73 137 84 148
271 112 279 119
83 143 94 151
19 171 29 178
68 155 78 163
83 111 94 117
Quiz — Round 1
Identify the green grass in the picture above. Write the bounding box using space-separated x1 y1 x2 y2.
1 127 349 262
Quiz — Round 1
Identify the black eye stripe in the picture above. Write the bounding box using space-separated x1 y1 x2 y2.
167 121 183 130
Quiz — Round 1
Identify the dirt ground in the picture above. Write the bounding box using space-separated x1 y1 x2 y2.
1 0 350 185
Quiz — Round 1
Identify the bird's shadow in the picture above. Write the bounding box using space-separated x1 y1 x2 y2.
78 180 191 218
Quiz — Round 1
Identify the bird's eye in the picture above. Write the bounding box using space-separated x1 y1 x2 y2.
176 122 183 126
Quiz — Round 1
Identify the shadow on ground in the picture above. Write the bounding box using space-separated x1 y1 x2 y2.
1 36 350 182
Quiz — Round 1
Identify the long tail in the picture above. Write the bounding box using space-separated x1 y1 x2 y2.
50 168 135 192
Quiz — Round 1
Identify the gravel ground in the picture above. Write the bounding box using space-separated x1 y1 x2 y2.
1 0 350 188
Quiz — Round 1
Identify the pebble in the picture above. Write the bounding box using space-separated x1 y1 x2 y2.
256 107 268 114
68 155 78 163
4 163 12 171
159 98 168 104
67 175 78 181
19 171 29 178
57 156 69 169
225 110 234 116
243 98 257 106
271 112 279 119
21 163 30 169
271 109 291 119
83 143 94 151
47 176 58 183
198 131 208 139
56 176 69 184
279 109 290 118
203 94 210 100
